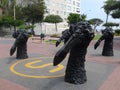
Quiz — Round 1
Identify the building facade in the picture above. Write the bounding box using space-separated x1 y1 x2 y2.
36 0 80 35
44 0 80 20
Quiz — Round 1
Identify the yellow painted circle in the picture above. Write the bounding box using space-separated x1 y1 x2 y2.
10 57 65 78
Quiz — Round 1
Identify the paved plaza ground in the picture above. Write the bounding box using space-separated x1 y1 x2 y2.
0 37 120 90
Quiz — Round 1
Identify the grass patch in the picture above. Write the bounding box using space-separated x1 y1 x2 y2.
44 34 102 44
93 34 102 40
45 39 57 44
44 39 64 45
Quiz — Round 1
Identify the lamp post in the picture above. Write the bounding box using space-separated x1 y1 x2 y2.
13 0 16 31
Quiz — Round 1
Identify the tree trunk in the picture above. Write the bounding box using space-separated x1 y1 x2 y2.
32 23 35 36
40 23 42 33
13 25 16 32
55 23 57 33
106 14 109 23
93 25 97 34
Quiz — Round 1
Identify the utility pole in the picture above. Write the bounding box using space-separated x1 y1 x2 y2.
13 0 16 31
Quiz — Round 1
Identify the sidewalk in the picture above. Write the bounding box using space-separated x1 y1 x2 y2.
0 38 120 90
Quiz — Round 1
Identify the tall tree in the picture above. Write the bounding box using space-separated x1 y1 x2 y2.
0 0 8 8
22 0 46 35
109 1 120 18
0 0 10 14
88 18 103 32
103 0 120 19
67 13 86 25
102 0 115 23
44 14 63 32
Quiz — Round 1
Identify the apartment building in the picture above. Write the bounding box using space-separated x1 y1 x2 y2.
36 0 80 35
66 0 80 16
44 0 80 20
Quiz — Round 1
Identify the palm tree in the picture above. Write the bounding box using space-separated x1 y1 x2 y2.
7 0 17 31
0 0 9 7
102 0 115 23
0 0 10 14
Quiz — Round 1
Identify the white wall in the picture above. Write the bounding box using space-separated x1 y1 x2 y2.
34 22 68 35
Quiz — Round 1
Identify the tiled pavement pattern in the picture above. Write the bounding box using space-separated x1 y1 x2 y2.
0 37 120 90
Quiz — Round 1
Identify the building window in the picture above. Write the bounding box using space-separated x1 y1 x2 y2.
64 12 66 15
67 6 71 11
66 12 70 16
73 7 75 12
56 10 59 14
61 11 63 14
76 2 80 7
73 1 75 5
67 0 72 4
76 8 80 13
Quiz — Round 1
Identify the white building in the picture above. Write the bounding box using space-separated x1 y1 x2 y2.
44 0 80 20
34 0 80 35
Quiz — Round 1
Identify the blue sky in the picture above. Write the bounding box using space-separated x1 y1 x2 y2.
80 0 119 23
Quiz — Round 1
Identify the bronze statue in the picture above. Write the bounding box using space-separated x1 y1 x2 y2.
10 30 31 59
53 21 94 84
94 27 114 56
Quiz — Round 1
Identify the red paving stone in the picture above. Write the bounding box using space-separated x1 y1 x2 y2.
0 78 29 90
0 44 11 59
87 56 120 65
27 40 57 56
87 55 120 90
113 40 120 50
99 66 120 90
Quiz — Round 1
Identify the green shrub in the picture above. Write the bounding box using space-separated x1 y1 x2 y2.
50 34 60 38
18 24 35 30
115 29 120 36
93 34 102 40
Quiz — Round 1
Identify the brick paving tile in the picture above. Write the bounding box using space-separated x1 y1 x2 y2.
0 78 29 90
99 66 120 90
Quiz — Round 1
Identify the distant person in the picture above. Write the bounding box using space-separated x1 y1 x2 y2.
31 29 35 36
40 33 45 42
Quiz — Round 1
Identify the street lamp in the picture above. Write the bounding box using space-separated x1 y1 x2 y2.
13 0 16 31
